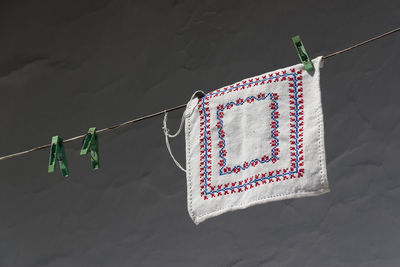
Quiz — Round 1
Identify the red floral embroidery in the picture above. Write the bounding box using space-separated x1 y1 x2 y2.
199 69 305 199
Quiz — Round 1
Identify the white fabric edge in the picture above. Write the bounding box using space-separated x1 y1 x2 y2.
314 56 330 192
185 100 196 223
193 188 330 225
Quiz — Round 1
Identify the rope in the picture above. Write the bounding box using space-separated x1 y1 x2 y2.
322 26 400 59
0 26 399 161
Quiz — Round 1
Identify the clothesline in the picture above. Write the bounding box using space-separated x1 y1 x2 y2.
0 26 399 161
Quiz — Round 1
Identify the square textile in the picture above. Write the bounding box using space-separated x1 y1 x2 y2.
184 57 329 224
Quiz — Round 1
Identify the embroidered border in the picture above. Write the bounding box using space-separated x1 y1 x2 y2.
198 68 304 199
216 92 280 175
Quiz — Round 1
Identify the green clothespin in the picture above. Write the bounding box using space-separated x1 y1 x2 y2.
80 127 99 170
48 136 69 177
292 35 314 73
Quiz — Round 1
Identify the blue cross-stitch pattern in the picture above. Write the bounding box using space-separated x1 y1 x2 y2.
200 72 301 195
216 93 279 175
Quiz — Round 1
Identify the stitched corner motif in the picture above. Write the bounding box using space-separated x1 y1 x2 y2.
198 68 305 200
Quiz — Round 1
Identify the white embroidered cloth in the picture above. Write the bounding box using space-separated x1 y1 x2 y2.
184 57 329 224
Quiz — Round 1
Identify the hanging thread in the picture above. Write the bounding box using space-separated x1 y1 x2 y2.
162 90 205 172
162 111 186 172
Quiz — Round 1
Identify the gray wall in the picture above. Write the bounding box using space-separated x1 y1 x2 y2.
0 0 399 266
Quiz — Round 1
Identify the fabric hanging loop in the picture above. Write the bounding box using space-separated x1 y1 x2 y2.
162 90 205 172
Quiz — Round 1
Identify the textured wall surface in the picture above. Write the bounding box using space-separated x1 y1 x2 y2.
0 1 399 266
